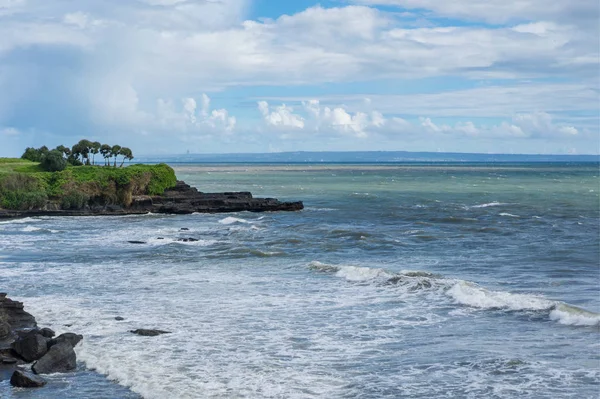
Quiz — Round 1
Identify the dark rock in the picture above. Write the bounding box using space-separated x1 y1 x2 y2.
11 333 48 362
130 329 171 336
180 228 189 231
176 237 199 242
0 294 37 331
0 180 303 219
128 240 147 244
10 369 47 387
39 328 55 338
32 342 76 374
157 237 164 240
48 333 83 349
1 355 18 364
63 324 72 328
0 320 10 339
115 317 125 321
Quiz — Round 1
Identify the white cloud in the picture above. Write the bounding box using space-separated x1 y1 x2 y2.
258 101 305 129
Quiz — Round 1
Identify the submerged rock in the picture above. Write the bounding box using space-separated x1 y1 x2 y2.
176 237 199 242
10 369 47 388
115 316 125 321
127 240 147 245
32 342 76 374
130 329 171 336
11 332 48 362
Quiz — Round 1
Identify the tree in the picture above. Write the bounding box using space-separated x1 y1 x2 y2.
119 147 134 167
21 146 49 162
90 141 101 165
55 145 71 157
100 144 111 166
40 150 67 172
76 139 92 165
111 145 121 167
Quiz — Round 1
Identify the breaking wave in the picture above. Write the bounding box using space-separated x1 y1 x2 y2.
308 261 600 327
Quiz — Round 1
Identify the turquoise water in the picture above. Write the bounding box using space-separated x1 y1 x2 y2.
1 163 599 398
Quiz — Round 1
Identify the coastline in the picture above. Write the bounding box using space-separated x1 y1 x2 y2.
0 180 303 220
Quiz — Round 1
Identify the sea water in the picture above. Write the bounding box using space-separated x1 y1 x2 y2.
0 163 598 398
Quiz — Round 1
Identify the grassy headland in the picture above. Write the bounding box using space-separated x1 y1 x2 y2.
0 158 177 210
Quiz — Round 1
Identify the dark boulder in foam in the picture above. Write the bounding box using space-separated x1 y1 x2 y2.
10 369 47 387
32 341 77 374
48 332 83 349
11 332 48 362
130 329 171 336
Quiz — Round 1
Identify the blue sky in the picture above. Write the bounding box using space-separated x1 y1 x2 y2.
0 0 598 156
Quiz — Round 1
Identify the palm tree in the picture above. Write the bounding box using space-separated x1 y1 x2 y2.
111 145 121 167
100 144 111 166
76 139 92 165
119 147 134 167
90 141 101 165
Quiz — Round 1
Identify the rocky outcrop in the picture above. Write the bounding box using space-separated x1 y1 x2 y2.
48 333 83 349
0 180 303 219
144 181 304 214
0 294 37 333
10 370 47 388
130 329 171 336
0 294 83 390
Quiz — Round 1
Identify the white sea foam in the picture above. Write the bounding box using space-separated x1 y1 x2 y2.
499 212 520 218
470 202 507 208
550 303 600 326
447 281 554 311
219 216 251 225
335 265 394 281
21 225 43 232
0 217 42 224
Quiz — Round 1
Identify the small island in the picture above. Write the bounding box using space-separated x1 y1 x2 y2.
0 141 303 219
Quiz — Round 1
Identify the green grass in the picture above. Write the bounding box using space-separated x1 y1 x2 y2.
0 158 177 210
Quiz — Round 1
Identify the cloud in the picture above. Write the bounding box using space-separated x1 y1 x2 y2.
258 101 305 129
350 0 600 24
0 1 596 155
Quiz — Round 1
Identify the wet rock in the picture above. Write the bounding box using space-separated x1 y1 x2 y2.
130 329 171 336
32 342 76 374
11 332 48 362
115 316 125 321
0 320 10 339
48 333 83 349
10 369 47 387
176 237 199 242
39 328 55 338
1 355 18 364
180 227 189 231
0 293 37 331
128 240 147 244
157 237 164 240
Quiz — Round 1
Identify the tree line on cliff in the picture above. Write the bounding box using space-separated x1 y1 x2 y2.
21 140 134 172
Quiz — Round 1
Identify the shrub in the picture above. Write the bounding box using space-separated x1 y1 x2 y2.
0 190 47 210
60 190 90 210
41 150 67 172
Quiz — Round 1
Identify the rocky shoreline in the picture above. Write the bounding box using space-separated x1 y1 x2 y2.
0 293 83 388
0 180 303 219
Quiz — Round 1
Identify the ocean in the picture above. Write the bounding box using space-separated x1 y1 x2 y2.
1 162 599 398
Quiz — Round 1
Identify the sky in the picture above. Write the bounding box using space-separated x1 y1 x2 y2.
0 0 598 156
